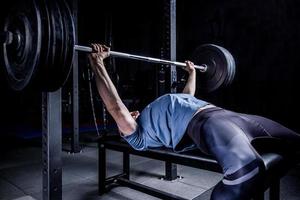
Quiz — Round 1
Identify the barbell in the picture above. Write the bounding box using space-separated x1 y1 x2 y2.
74 45 208 72
1 0 236 92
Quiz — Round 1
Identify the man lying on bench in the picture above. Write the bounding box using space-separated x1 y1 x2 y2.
88 44 300 200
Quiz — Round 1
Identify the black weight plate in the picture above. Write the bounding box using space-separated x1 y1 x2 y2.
217 45 236 87
32 0 52 91
40 0 65 91
191 44 236 93
55 0 75 91
2 0 42 91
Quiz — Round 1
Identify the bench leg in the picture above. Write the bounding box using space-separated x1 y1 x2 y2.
123 152 130 179
164 162 178 181
269 180 280 200
98 143 106 195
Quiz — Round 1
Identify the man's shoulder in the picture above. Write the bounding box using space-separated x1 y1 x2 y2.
159 93 194 98
154 93 196 102
149 93 201 108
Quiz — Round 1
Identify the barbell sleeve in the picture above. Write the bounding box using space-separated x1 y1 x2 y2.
74 45 207 72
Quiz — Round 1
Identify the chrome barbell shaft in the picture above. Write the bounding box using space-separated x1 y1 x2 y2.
74 45 207 72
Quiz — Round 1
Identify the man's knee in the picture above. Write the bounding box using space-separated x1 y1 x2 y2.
222 157 265 186
212 157 265 200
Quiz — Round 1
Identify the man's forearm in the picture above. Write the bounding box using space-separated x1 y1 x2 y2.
182 70 196 95
93 62 125 112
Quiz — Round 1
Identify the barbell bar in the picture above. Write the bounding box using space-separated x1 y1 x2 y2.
74 45 208 72
1 0 236 93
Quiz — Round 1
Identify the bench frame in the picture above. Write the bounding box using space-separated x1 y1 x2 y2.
98 137 291 200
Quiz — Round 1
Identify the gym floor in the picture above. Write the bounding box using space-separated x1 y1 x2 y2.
0 137 300 200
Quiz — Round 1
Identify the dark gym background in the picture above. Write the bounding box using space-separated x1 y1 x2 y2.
0 0 300 144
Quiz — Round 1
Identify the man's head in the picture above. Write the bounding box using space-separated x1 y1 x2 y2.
130 111 140 120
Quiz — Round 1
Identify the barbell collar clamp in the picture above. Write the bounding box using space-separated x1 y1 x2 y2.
1 31 14 45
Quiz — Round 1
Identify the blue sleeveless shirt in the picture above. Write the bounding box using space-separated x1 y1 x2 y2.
122 93 209 152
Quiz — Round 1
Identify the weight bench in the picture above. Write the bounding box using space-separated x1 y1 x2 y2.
97 135 299 200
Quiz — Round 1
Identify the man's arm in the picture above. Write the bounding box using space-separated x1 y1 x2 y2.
182 61 196 96
88 44 137 136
